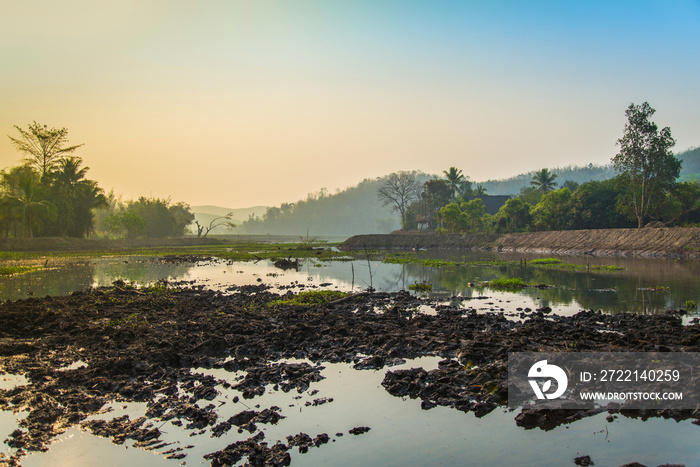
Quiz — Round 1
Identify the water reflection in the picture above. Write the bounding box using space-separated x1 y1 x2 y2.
1 252 698 316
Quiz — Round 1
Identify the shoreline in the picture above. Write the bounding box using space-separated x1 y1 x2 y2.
339 227 700 259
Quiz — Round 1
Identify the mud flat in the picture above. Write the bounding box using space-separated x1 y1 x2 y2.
1 284 699 465
340 227 700 258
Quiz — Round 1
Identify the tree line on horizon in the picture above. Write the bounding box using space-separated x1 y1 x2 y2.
3 105 699 239
378 103 700 234
1 122 193 239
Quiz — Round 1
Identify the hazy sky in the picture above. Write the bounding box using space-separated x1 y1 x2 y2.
2 1 699 208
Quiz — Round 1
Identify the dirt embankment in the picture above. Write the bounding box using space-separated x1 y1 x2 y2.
0 236 222 252
340 227 700 258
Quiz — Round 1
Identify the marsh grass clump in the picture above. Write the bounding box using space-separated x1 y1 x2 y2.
268 290 347 308
408 281 433 294
0 265 41 276
528 258 562 265
383 253 458 268
685 300 698 311
486 277 527 290
382 254 623 272
141 282 171 297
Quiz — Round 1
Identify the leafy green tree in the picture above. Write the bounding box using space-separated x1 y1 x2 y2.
438 199 485 233
530 168 558 194
418 179 453 229
518 186 543 206
0 165 56 237
377 171 421 229
438 202 464 232
561 180 580 192
612 102 681 228
46 157 107 237
104 211 147 238
460 198 485 231
491 198 532 233
531 188 572 231
8 122 83 178
125 197 194 237
139 197 192 237
568 179 632 230
654 181 700 226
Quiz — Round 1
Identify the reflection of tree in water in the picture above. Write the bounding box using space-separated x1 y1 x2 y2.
0 259 195 301
0 263 96 300
93 259 192 286
397 261 694 314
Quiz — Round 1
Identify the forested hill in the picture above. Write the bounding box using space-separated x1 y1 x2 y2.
678 146 700 179
480 164 617 195
237 149 700 236
481 147 699 194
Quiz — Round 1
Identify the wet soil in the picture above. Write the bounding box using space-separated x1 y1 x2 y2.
1 284 699 465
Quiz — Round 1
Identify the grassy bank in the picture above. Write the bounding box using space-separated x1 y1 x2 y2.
0 239 348 265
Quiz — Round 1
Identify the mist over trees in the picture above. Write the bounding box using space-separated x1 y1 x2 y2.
236 145 700 237
377 171 422 229
239 173 433 236
101 197 194 238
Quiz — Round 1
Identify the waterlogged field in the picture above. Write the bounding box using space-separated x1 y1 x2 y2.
1 249 698 314
1 247 700 466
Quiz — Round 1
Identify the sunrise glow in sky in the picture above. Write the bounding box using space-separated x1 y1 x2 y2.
2 1 699 207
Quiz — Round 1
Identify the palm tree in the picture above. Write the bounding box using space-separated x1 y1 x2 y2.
52 156 88 192
49 157 107 237
531 168 558 194
474 185 487 196
4 169 55 237
443 167 466 200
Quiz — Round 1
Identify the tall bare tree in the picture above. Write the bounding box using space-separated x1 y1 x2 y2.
8 122 83 177
612 102 680 228
377 171 421 229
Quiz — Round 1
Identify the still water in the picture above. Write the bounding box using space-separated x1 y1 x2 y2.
1 251 698 314
3 251 700 466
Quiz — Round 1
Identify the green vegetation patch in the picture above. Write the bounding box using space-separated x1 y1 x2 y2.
0 265 41 276
408 281 433 293
382 253 623 272
268 290 348 308
384 253 459 268
486 278 528 290
528 258 563 265
0 241 347 265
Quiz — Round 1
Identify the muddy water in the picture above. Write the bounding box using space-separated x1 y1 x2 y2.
2 252 700 465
